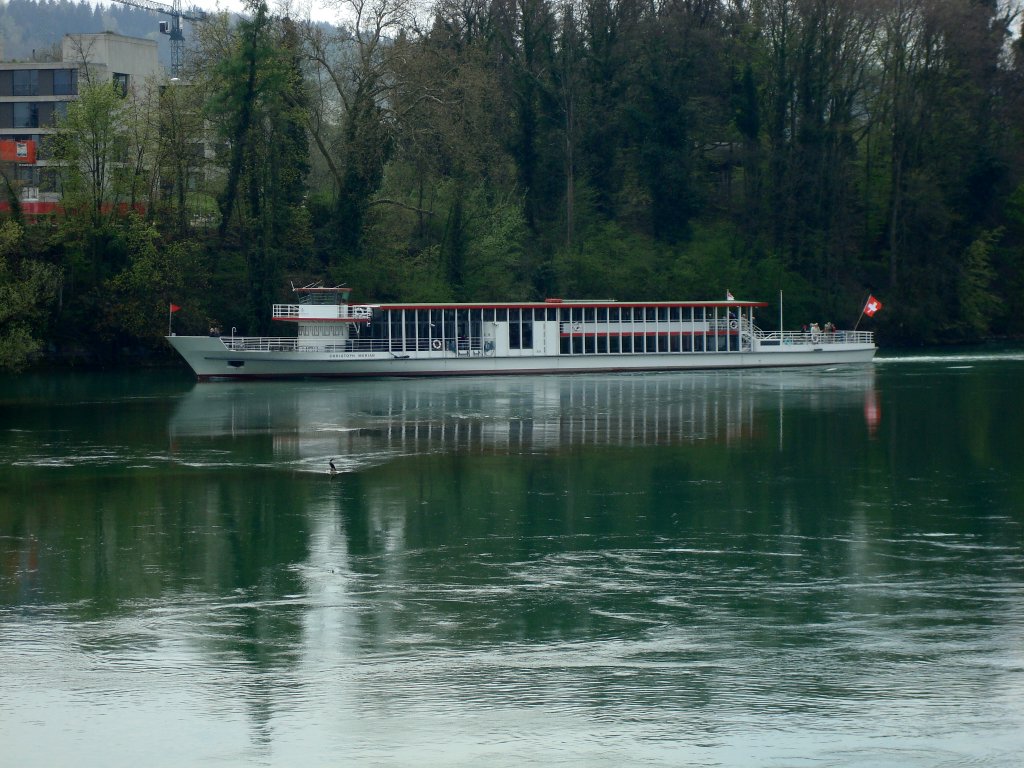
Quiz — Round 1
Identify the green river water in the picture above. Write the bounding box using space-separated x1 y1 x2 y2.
2 352 1023 766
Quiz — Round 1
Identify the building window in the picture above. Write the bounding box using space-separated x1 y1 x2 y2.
13 103 39 128
13 70 38 96
53 69 77 96
112 73 129 97
16 165 37 185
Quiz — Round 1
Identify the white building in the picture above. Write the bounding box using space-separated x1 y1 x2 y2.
0 32 161 211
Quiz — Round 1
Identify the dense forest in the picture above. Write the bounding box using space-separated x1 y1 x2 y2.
2 0 1024 370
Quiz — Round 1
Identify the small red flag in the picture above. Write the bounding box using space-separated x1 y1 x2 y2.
863 295 882 317
169 303 181 313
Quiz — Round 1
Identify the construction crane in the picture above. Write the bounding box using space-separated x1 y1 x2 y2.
114 0 207 79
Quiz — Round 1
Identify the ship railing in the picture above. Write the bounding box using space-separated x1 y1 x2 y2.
221 336 299 351
271 304 373 320
359 338 485 353
749 324 874 346
220 336 486 353
708 318 744 332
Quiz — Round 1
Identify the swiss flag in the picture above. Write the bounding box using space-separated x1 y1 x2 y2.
169 303 181 313
863 295 882 317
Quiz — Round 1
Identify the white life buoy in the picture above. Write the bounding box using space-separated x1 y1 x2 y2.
811 332 820 343
729 319 738 330
431 339 442 350
572 323 582 332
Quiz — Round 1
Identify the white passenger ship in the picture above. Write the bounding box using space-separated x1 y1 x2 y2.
166 283 876 381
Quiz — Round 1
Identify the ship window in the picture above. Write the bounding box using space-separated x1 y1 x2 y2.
496 308 507 322
571 336 583 354
483 308 495 322
658 335 668 352
560 336 570 354
609 336 620 353
646 308 656 322
693 307 704 320
583 307 595 323
521 321 533 349
571 307 582 324
584 335 595 354
657 307 668 322
597 308 607 323
508 315 533 350
693 336 705 351
597 335 608 353
609 307 620 322
547 308 557 321
670 307 680 321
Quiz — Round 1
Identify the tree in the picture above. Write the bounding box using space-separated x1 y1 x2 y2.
205 1 314 330
298 0 417 260
0 221 61 371
50 77 156 316
153 79 208 236
51 80 145 229
957 228 1002 340
103 215 207 347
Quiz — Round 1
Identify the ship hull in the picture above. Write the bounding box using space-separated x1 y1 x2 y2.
167 335 876 381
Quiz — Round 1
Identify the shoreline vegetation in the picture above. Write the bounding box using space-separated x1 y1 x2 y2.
2 0 1024 373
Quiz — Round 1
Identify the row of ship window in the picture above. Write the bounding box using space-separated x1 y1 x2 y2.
299 321 739 354
561 334 739 354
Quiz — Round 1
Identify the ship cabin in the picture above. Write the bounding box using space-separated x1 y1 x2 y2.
272 285 767 358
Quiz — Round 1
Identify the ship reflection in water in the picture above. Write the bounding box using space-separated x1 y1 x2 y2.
168 367 878 470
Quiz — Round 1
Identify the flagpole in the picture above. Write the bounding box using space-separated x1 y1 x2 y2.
168 303 172 336
853 293 869 331
779 289 783 338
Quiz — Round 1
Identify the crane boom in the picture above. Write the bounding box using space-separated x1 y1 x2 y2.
113 0 207 78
